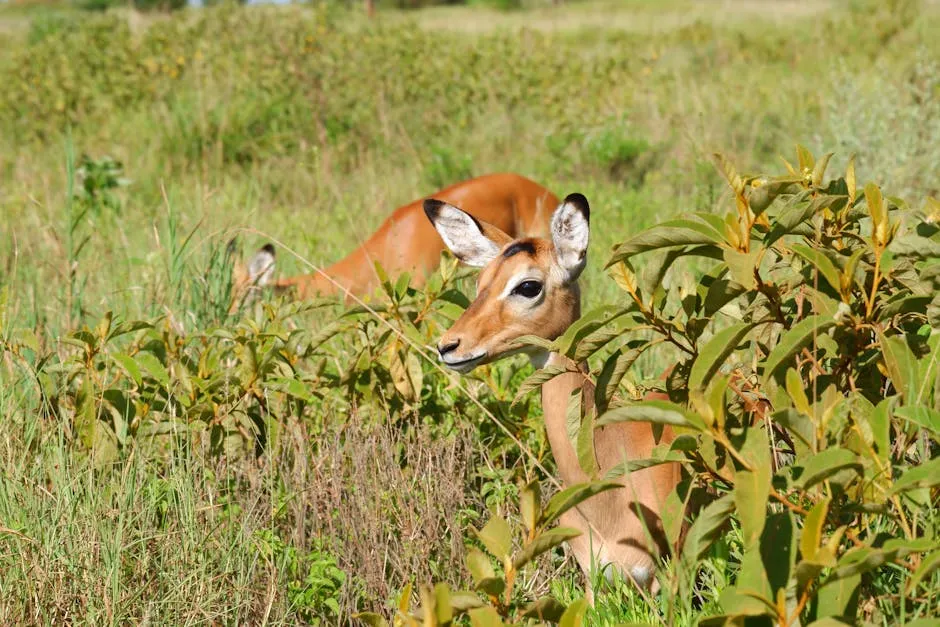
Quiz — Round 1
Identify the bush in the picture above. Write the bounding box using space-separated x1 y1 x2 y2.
499 145 940 625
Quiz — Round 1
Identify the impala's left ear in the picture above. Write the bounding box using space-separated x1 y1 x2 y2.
551 193 590 283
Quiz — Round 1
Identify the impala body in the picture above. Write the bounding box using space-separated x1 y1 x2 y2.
424 193 680 594
232 173 557 308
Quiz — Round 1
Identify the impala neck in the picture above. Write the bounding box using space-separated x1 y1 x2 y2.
535 291 592 484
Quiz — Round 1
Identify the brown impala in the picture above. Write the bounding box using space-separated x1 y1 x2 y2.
424 192 680 595
231 173 558 309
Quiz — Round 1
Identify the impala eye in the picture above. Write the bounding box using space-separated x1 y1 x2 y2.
511 280 543 299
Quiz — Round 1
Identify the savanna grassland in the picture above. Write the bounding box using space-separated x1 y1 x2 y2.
1 0 939 625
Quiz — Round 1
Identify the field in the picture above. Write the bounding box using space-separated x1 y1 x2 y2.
1 0 939 624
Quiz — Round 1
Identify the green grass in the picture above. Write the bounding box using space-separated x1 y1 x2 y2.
1 0 939 624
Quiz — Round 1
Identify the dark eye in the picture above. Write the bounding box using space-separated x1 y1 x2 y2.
512 280 543 299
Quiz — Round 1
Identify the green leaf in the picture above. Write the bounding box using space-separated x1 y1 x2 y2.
554 305 632 358
466 548 495 585
602 451 688 481
597 399 706 431
772 408 816 448
476 577 506 598
723 249 759 290
796 144 815 172
800 498 830 562
272 377 314 402
878 332 920 404
576 403 598 478
476 516 512 561
434 582 453 625
107 319 152 341
689 323 753 391
607 218 725 265
111 353 142 387
791 243 842 293
785 368 812 416
512 527 582 569
764 190 814 245
894 405 940 435
703 277 748 316
520 481 541 535
514 334 555 351
353 612 388 627
890 458 940 494
793 448 862 490
735 427 771 548
762 315 836 382
761 511 796 596
558 598 588 627
513 365 567 405
468 606 504 627
449 590 485 613
539 481 622 528
812 152 833 187
135 352 170 388
594 346 644 413
682 494 735 563
865 182 886 228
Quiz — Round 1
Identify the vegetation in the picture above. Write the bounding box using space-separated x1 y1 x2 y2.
0 0 937 624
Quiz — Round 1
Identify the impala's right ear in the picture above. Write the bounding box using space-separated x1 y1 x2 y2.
423 199 510 267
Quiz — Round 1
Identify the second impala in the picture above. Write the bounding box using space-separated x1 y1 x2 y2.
232 173 558 308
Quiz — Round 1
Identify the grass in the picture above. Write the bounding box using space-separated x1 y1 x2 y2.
1 0 939 623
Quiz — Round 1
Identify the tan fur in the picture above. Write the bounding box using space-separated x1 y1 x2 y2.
231 173 558 310
433 202 680 594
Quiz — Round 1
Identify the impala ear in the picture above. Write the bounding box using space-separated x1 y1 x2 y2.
551 193 590 283
423 199 511 267
245 244 277 288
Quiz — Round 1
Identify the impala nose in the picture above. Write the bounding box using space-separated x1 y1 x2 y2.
438 340 460 359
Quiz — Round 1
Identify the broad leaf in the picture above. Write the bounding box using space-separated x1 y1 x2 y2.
607 218 725 265
791 243 842 293
512 527 582 569
597 400 706 431
539 481 622 528
476 516 512 561
682 494 735 563
689 322 753 391
890 458 940 494
762 315 836 381
793 448 862 491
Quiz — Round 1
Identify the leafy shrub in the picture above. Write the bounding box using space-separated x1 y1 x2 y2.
254 530 347 623
505 145 940 624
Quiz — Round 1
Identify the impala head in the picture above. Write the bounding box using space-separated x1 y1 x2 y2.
424 193 590 373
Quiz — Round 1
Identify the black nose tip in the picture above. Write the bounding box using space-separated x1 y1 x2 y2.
438 340 459 357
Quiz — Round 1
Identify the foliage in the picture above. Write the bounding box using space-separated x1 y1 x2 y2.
355 480 612 626
516 146 940 624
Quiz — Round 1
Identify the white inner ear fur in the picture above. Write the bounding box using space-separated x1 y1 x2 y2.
247 249 275 287
550 200 590 283
431 203 501 268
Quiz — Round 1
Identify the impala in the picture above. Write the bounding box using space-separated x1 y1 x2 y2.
424 192 680 594
231 173 558 310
